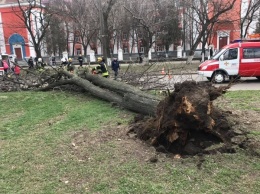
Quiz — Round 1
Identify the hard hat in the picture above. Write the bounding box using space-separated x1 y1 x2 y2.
97 57 102 62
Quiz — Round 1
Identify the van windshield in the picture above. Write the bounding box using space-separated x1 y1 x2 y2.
212 48 226 60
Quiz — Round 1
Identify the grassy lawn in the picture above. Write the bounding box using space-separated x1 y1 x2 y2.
0 90 259 194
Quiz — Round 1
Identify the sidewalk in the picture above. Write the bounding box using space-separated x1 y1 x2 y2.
17 58 201 66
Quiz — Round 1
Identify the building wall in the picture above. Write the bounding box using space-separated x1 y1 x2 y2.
210 0 248 50
0 12 5 54
0 1 46 59
4 8 29 57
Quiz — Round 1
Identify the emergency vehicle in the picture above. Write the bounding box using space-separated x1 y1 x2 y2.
198 41 260 83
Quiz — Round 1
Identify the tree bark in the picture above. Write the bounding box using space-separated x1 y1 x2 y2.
40 71 161 116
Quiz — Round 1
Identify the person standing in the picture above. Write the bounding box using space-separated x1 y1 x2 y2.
92 57 109 78
200 49 206 62
67 58 74 73
61 58 68 67
138 53 143 63
34 57 38 67
28 56 34 69
51 56 56 66
37 58 45 69
14 63 21 80
111 58 120 80
78 54 83 67
3 59 9 75
210 47 213 58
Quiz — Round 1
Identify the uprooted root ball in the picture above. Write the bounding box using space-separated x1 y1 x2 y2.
128 81 247 156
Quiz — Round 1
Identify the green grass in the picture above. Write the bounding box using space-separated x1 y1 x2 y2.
0 92 129 140
224 90 260 111
0 91 260 194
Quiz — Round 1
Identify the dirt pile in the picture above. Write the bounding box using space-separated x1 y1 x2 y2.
128 81 247 156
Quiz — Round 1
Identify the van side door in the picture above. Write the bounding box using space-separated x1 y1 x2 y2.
219 48 239 76
240 47 260 76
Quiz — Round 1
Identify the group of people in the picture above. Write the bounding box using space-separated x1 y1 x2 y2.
61 54 120 79
28 54 121 79
1 53 120 81
1 58 20 79
27 56 46 69
60 58 75 73
58 54 84 73
92 57 120 80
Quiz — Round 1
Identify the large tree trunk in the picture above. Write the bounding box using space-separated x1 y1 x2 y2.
40 71 161 116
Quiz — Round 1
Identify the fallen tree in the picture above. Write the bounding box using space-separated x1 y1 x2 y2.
39 70 161 116
1 68 248 156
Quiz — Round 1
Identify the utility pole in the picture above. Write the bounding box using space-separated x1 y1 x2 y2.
98 0 107 61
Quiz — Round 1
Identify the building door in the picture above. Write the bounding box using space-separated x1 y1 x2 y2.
14 47 22 60
219 37 228 49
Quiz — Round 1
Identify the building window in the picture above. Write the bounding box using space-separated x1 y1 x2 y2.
156 46 165 52
123 47 128 53
76 49 81 55
140 47 144 53
123 33 128 40
156 31 162 36
110 48 113 54
75 36 80 43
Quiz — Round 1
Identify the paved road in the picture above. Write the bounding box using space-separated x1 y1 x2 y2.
159 74 260 91
220 78 260 91
196 75 260 91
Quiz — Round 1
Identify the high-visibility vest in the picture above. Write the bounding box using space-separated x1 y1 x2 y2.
96 62 109 77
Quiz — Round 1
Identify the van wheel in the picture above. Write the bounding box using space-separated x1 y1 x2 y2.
212 72 225 83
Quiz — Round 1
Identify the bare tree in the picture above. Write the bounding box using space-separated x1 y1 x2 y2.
12 0 54 58
116 8 142 60
123 0 182 63
62 0 98 58
105 1 130 57
182 0 236 63
45 15 67 56
239 0 260 38
255 12 260 33
93 0 118 61
123 0 161 63
157 1 182 57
